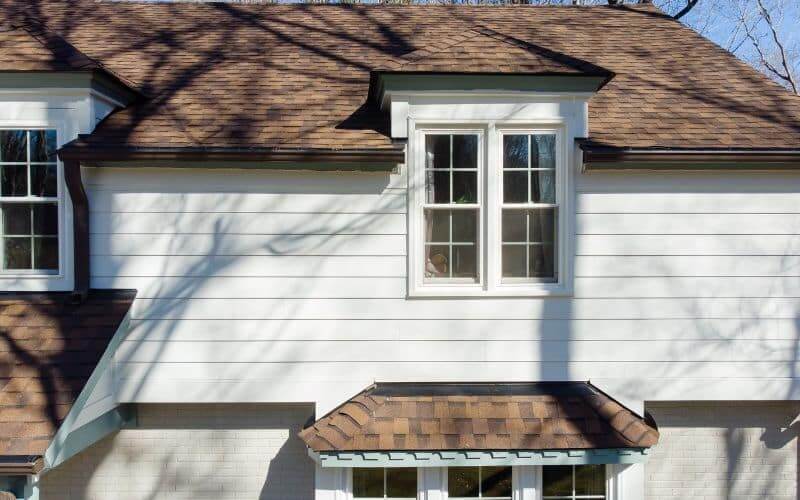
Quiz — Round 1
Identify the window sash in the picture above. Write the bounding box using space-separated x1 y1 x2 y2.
0 128 60 274
541 465 606 500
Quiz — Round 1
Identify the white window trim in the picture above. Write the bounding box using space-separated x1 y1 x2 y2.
0 123 68 282
408 119 573 298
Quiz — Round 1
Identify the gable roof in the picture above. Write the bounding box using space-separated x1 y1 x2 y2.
2 1 800 154
0 290 135 472
299 382 659 453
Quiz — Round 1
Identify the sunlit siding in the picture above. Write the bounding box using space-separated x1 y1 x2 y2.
84 166 800 412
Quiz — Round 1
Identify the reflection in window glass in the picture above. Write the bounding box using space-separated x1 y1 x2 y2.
501 133 558 282
448 467 512 498
353 468 417 498
543 465 605 500
0 129 59 272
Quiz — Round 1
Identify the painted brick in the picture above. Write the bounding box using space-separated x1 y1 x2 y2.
646 402 799 500
40 404 315 500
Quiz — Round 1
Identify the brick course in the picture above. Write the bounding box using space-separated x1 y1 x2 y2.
40 404 315 500
646 402 799 500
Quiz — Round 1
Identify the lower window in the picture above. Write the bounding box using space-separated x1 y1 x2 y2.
448 466 512 499
542 465 605 499
353 467 417 499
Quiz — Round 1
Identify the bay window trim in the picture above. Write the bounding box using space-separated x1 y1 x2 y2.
408 118 573 298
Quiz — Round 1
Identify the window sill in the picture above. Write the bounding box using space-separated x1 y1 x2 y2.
408 283 573 298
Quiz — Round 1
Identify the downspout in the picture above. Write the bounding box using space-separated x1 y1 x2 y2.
62 159 89 302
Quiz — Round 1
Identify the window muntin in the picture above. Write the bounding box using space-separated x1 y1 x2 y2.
353 467 417 499
0 129 59 273
448 466 512 499
423 133 480 283
500 133 557 283
542 465 605 500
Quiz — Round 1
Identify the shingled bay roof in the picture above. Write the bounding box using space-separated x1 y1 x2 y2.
299 382 659 453
2 1 800 153
0 290 135 472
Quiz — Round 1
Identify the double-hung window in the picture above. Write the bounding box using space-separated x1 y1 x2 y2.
353 468 417 499
448 466 512 499
0 129 60 273
542 465 606 500
411 124 567 296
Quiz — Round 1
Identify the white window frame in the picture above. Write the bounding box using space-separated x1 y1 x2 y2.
444 466 513 500
409 119 572 297
0 125 66 279
539 465 607 500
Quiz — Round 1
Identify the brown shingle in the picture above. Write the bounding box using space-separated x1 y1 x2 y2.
298 382 659 452
2 1 799 153
0 290 135 462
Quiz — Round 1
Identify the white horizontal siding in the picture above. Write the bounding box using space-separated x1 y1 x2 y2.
82 167 800 407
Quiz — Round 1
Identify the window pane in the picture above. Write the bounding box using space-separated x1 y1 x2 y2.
425 170 450 204
453 245 477 280
542 465 573 497
33 204 58 236
452 171 477 204
4 237 31 270
34 237 58 270
2 203 32 235
530 244 555 279
481 466 512 497
503 171 527 203
425 209 450 243
448 467 479 497
386 468 417 498
31 164 57 197
502 245 526 278
0 130 27 162
30 130 57 163
532 134 556 170
574 465 605 496
1 165 28 197
451 210 477 244
529 209 556 243
503 135 528 170
452 135 477 170
501 210 526 243
425 244 449 278
353 468 384 498
425 135 450 170
531 170 555 203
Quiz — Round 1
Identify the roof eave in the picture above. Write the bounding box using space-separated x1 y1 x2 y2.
0 456 44 475
58 144 406 171
580 144 800 171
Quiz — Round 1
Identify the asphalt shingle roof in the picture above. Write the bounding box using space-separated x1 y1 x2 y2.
2 1 800 151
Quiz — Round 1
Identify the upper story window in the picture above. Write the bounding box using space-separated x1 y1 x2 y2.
410 124 569 297
0 129 60 273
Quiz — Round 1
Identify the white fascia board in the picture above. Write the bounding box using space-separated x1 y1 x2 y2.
315 449 651 468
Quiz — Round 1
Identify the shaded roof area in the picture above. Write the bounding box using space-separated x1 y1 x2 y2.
299 382 659 452
0 19 100 72
0 290 135 464
2 1 800 151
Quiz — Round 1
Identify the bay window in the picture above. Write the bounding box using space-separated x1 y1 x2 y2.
410 124 568 296
0 129 60 273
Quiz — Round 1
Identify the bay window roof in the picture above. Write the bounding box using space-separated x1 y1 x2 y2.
299 382 659 454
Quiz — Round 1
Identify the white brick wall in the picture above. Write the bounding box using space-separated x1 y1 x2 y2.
40 404 315 500
646 402 799 500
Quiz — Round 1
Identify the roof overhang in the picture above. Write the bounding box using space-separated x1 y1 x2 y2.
0 70 140 107
580 143 800 171
310 448 652 468
373 72 612 110
57 144 406 171
0 456 43 475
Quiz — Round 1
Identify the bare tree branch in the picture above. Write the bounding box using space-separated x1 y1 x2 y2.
754 0 798 93
672 0 699 20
